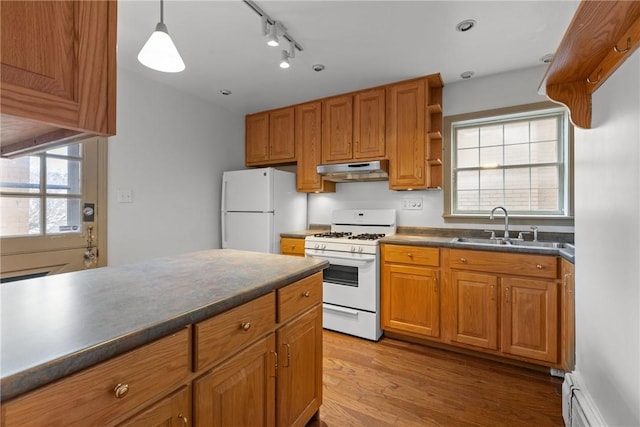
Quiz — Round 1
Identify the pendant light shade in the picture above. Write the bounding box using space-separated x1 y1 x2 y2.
138 0 185 73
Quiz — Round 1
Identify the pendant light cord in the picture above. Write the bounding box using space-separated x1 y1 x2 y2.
160 0 164 24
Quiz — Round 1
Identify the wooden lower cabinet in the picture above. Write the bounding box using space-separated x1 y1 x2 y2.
120 386 191 427
450 270 498 350
560 259 575 371
194 335 277 427
280 237 306 257
381 245 441 339
501 277 558 363
276 305 323 427
382 244 571 369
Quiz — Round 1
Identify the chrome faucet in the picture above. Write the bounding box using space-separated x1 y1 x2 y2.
490 206 510 241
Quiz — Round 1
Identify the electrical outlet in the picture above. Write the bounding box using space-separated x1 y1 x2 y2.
402 197 423 210
117 189 133 203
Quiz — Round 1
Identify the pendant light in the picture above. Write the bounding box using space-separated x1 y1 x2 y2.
138 0 185 73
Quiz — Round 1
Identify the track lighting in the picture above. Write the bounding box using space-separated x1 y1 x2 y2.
245 1 303 69
138 0 185 73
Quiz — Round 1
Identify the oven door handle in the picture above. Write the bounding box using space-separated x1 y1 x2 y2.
324 305 359 316
306 254 375 266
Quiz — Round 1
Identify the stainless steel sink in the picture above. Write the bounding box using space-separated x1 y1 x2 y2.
452 237 572 249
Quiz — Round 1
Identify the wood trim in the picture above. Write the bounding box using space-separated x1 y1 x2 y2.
540 1 640 128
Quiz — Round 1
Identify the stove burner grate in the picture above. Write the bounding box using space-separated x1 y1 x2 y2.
348 233 386 240
313 231 353 238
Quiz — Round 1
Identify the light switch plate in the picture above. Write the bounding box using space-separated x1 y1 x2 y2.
117 189 133 203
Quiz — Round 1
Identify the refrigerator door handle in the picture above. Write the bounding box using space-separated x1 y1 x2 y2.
221 179 227 213
221 212 227 248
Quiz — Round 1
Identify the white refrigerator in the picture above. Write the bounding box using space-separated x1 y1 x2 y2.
221 168 307 253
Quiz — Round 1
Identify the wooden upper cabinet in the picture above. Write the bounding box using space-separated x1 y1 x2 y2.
269 107 295 162
295 102 335 193
246 112 270 165
245 107 295 166
322 94 353 163
386 78 427 190
0 0 117 157
353 88 385 160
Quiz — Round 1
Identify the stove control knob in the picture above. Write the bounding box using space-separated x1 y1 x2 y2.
350 246 356 252
358 246 364 253
321 244 327 250
314 243 320 249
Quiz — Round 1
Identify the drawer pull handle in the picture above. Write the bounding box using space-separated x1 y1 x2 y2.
178 414 188 426
536 264 543 270
113 383 129 399
460 257 467 263
291 245 296 249
407 253 413 258
303 290 311 298
240 322 252 331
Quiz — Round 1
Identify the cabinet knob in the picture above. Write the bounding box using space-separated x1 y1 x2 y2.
178 414 188 426
303 290 311 298
536 264 543 270
240 322 252 331
291 245 296 249
113 383 129 399
460 257 467 263
407 253 413 258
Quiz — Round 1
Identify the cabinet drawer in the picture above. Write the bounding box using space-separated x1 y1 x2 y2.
280 237 305 256
382 244 439 267
277 272 322 323
3 329 190 427
449 249 557 279
195 292 276 372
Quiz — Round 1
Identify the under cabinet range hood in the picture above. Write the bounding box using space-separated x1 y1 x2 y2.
317 160 389 182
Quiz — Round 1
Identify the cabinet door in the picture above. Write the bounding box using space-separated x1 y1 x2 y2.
119 386 190 427
269 107 295 162
277 306 322 427
295 102 335 193
560 259 575 371
0 1 116 155
194 334 276 427
353 88 385 160
246 112 270 165
382 264 440 338
451 271 498 350
386 79 427 190
322 95 353 163
502 277 558 363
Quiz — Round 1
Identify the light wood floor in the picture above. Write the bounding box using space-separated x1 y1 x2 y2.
310 330 564 427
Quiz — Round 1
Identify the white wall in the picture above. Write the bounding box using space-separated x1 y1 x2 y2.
573 51 640 426
107 68 244 265
308 66 572 233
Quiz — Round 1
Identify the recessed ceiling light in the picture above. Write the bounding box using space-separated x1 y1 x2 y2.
456 19 477 32
460 71 475 80
220 89 232 96
540 54 554 64
312 64 325 72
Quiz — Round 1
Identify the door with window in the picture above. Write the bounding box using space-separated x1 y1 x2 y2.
0 138 107 281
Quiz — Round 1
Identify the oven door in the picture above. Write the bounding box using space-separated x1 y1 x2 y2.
306 251 378 312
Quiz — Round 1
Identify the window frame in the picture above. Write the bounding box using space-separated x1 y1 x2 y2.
443 101 574 226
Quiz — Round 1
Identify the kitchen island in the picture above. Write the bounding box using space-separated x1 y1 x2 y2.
1 249 327 426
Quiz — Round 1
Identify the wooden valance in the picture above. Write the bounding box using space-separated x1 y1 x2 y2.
540 1 640 129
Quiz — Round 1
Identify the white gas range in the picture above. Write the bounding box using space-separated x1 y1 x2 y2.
304 209 396 341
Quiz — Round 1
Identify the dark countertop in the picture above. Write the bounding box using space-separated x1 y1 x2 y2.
0 249 328 401
381 233 575 263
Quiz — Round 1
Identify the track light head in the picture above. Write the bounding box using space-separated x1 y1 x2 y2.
279 50 290 68
267 22 279 47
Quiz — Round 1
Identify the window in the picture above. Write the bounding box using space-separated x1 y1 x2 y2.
444 102 573 222
1 144 84 237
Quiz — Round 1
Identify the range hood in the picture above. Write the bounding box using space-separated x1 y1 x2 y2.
317 160 389 182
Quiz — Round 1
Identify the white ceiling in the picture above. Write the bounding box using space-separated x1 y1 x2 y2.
117 0 580 115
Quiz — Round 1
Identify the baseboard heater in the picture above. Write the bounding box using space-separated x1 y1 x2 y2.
563 372 607 427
